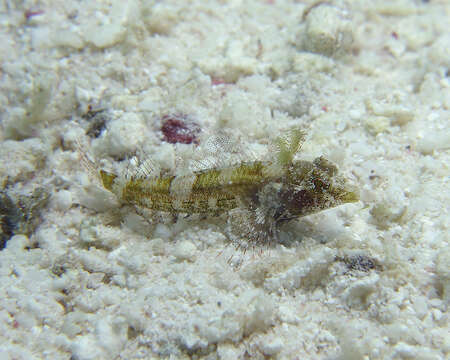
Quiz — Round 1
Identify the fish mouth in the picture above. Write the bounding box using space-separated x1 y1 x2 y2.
339 185 360 203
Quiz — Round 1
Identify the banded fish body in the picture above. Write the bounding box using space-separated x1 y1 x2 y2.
96 129 359 246
99 156 359 222
100 160 276 216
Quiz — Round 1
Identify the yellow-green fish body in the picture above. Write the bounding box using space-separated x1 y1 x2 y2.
98 129 359 245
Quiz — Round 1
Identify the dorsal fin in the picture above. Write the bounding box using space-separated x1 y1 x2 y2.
192 132 252 170
76 137 102 185
126 156 161 180
274 128 306 166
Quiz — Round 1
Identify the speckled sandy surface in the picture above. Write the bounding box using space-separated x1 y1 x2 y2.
0 1 449 359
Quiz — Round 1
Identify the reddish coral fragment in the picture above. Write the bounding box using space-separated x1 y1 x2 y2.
161 114 201 144
25 9 44 20
211 77 227 86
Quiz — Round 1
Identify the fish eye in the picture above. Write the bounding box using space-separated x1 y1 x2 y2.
313 156 338 176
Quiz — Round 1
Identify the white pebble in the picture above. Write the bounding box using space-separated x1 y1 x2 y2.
95 315 127 356
173 240 197 262
53 190 73 211
71 335 104 360
151 238 166 256
259 337 284 356
6 235 29 253
416 130 450 155
96 113 147 158
301 4 353 57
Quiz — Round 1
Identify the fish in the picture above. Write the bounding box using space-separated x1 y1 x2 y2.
96 128 359 247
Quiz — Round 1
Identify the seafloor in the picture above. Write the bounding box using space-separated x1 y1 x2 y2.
0 1 449 359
